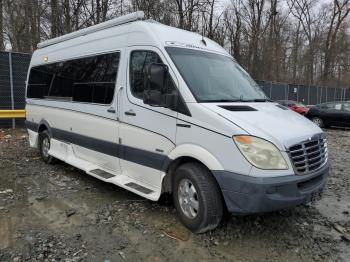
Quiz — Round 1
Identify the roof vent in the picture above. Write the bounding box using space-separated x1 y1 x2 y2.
219 105 257 111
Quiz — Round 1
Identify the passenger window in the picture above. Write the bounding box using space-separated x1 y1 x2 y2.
130 51 175 99
27 52 120 105
72 54 119 104
26 65 55 99
334 103 342 110
321 103 335 110
343 103 350 112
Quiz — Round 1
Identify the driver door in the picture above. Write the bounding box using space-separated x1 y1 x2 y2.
118 46 177 189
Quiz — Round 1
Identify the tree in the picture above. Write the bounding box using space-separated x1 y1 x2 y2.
0 0 4 50
288 0 326 83
1 0 350 89
323 0 350 84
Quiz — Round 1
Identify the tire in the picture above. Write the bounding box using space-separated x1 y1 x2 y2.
38 130 57 164
312 117 324 128
173 162 223 233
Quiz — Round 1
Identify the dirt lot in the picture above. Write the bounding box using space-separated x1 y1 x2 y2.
0 128 349 262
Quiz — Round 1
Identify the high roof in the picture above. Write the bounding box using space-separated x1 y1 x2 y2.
37 11 145 49
31 11 230 67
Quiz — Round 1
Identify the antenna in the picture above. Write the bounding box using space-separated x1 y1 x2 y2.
37 11 145 49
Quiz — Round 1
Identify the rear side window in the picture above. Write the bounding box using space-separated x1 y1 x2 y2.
27 52 120 105
26 65 55 99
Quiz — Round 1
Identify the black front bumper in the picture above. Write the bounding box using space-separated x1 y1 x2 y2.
212 164 329 214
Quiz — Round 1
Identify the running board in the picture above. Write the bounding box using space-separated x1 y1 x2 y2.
89 169 116 179
49 139 161 201
125 182 154 194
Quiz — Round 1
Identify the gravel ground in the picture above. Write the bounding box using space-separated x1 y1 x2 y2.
0 128 349 262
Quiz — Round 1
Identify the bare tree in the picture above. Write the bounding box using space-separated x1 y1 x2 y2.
1 0 350 88
224 5 242 62
50 0 60 37
288 0 327 83
0 0 4 50
323 0 350 84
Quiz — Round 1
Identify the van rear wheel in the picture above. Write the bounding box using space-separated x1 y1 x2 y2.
39 130 57 164
173 162 223 233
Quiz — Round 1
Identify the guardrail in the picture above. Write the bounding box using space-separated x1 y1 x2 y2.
0 110 26 119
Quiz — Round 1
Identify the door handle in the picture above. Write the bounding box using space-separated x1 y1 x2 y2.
107 108 116 113
125 110 136 116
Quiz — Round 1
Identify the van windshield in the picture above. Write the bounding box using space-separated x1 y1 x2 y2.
165 47 267 102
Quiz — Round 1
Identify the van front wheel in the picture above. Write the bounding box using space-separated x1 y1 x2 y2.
173 163 223 233
39 130 57 164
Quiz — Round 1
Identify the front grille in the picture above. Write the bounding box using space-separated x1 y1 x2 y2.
289 136 328 175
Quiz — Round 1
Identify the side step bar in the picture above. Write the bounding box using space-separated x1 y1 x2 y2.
89 169 154 195
90 169 116 179
125 182 154 194
49 140 161 201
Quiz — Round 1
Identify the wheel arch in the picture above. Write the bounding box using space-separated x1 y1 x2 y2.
161 144 224 194
38 120 53 136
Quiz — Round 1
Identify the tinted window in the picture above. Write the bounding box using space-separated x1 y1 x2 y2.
166 47 266 102
129 51 176 99
334 103 342 110
343 103 350 112
26 65 55 99
27 52 120 105
318 103 341 110
129 51 162 99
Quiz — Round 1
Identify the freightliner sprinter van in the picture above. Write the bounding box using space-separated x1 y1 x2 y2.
25 11 329 233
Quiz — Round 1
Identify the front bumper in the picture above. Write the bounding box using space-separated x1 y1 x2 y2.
212 164 329 214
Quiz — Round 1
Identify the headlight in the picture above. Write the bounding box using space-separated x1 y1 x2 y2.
233 136 288 170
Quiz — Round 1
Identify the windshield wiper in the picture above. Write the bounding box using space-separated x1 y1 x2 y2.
241 98 273 102
201 98 273 103
201 99 243 103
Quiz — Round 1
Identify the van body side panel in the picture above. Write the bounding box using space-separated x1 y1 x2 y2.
26 103 120 172
119 122 175 188
28 129 39 148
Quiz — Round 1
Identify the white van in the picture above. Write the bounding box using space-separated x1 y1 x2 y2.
25 11 329 233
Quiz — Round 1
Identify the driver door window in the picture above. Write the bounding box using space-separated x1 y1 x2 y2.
130 51 175 99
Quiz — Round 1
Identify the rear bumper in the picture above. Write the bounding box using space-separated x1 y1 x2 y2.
212 164 329 214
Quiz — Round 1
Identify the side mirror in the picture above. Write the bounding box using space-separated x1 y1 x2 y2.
164 91 178 109
143 63 171 107
147 63 168 92
143 89 163 107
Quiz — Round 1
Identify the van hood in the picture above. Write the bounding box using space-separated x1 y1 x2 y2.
202 102 323 151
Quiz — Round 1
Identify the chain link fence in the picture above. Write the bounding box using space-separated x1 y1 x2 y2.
0 51 31 128
256 80 350 105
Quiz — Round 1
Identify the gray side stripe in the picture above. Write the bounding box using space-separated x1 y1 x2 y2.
26 121 38 132
26 120 169 171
